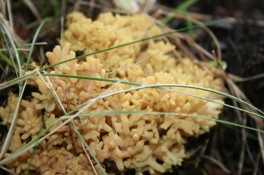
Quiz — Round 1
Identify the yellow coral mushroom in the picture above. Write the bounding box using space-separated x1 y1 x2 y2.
0 12 224 174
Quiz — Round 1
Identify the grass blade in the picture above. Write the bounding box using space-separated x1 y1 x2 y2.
0 80 27 158
1 83 264 164
0 15 22 76
26 19 48 65
42 73 264 120
162 0 199 23
0 18 233 91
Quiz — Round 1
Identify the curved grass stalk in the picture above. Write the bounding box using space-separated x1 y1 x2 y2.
0 29 182 91
162 0 200 24
42 73 264 119
43 19 227 70
0 20 260 116
78 110 264 134
37 70 67 114
162 8 222 61
1 84 264 165
1 108 263 165
231 73 264 82
0 16 263 168
0 87 136 164
141 84 264 117
0 42 48 52
185 16 222 61
0 68 38 90
42 73 141 86
26 19 48 65
43 31 180 70
0 19 228 91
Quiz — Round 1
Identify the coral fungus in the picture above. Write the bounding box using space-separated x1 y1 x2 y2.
0 12 224 174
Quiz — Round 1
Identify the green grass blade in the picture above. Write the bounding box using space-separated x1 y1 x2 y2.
0 69 38 90
72 124 107 175
0 51 15 68
0 18 232 91
26 19 48 65
43 19 227 70
78 110 264 134
2 107 262 165
177 0 199 12
42 73 141 86
0 15 22 76
42 73 264 120
163 0 200 23
1 83 263 165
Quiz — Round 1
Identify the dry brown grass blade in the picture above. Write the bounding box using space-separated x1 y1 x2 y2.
0 0 5 15
226 77 247 175
229 73 264 82
225 76 264 171
154 6 222 61
257 132 264 168
203 155 231 174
